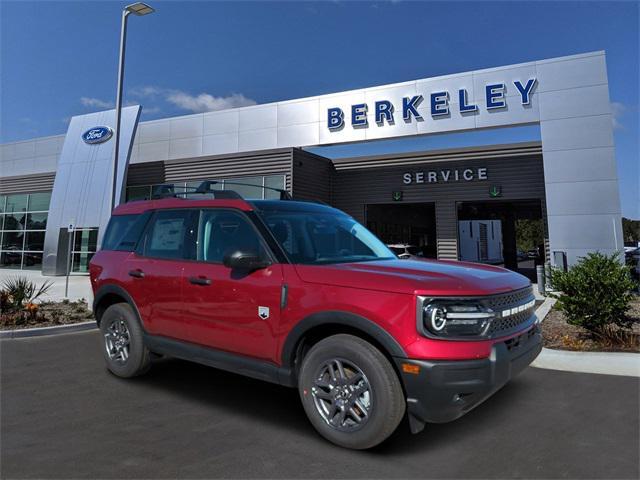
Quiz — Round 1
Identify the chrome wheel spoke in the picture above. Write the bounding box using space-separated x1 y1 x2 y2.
349 406 364 423
347 372 363 386
327 362 338 382
312 387 332 401
354 398 369 417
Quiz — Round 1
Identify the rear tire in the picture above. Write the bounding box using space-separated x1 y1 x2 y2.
100 303 151 378
298 334 405 449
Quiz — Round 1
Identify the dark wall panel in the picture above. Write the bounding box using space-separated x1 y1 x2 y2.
332 149 546 260
125 149 295 192
126 162 166 186
291 149 335 203
0 173 56 194
163 149 293 192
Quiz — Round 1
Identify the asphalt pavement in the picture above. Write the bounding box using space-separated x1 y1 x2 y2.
1 330 638 479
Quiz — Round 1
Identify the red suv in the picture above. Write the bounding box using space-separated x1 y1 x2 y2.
90 185 541 450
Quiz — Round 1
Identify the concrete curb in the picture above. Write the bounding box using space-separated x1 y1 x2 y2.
531 295 640 378
532 347 640 377
0 321 97 339
534 295 556 323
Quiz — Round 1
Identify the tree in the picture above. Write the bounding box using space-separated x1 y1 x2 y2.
622 217 640 244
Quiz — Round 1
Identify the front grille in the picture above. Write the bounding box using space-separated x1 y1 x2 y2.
483 287 534 311
483 287 536 337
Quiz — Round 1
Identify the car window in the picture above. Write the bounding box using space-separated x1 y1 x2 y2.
259 209 394 265
198 210 266 263
101 213 150 251
142 210 198 260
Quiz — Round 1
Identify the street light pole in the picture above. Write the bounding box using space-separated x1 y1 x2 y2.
111 9 130 212
110 3 155 212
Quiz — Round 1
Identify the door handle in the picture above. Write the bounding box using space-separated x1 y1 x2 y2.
189 276 212 286
128 269 145 278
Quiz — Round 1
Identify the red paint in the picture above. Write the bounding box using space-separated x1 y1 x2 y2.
91 199 534 366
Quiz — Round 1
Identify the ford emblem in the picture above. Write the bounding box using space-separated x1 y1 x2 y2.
82 126 113 144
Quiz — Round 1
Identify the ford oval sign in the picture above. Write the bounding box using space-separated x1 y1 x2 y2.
82 126 113 144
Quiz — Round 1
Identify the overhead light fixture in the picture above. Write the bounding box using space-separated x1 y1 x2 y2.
125 2 155 16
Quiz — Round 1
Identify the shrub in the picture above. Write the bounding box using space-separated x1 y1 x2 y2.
1 276 53 312
550 252 636 334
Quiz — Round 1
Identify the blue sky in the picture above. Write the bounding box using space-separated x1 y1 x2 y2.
1 1 638 217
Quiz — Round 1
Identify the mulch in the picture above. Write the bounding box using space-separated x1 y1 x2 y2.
541 297 640 353
0 300 94 330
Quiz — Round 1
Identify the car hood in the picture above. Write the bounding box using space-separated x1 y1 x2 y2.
294 258 531 296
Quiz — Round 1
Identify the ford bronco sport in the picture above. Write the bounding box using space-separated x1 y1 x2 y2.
90 183 542 450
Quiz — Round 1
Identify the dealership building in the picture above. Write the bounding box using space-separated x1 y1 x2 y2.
0 51 624 278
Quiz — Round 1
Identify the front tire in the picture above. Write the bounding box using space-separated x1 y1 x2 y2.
100 303 151 378
298 334 405 449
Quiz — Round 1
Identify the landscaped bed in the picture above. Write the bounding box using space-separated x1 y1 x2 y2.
1 276 94 331
1 299 94 330
542 296 640 353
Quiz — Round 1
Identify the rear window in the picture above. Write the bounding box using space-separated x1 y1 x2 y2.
101 213 150 251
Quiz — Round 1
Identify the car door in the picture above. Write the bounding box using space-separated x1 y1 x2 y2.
123 208 198 342
181 208 283 362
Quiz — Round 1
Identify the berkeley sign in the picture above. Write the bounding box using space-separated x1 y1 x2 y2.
328 79 537 130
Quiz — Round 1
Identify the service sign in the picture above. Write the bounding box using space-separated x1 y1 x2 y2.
82 126 113 144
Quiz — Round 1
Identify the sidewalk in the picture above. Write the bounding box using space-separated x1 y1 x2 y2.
531 296 640 378
533 347 639 377
0 269 93 305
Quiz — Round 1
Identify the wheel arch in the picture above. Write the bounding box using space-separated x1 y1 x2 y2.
93 284 143 328
281 311 407 380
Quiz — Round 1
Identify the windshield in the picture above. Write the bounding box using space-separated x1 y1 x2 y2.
258 206 395 265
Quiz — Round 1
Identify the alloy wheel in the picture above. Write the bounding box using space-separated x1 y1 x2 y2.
104 318 131 364
311 358 372 432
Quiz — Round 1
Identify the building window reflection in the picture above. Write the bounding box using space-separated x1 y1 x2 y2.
0 192 51 270
125 175 286 202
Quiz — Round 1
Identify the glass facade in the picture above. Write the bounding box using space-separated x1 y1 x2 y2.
125 175 286 202
71 228 99 273
0 192 51 270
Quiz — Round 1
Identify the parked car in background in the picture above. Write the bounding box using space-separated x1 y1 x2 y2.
625 246 640 281
387 243 424 260
90 184 541 449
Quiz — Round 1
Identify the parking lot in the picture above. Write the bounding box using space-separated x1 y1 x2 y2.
2 330 638 479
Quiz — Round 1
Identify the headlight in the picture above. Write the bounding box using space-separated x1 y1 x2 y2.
422 302 494 338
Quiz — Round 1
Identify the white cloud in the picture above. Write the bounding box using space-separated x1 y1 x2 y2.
129 85 163 98
611 101 625 130
165 91 256 113
80 97 114 109
129 85 256 114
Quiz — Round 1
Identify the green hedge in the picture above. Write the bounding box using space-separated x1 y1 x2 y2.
550 252 635 333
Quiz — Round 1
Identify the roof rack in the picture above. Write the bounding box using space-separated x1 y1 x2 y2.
147 180 291 201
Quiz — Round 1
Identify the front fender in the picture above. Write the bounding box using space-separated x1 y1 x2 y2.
280 310 407 368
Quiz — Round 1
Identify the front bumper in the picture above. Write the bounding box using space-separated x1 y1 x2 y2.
394 325 542 432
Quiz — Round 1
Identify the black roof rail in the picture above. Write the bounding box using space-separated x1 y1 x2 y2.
196 180 293 201
144 180 292 202
149 183 243 200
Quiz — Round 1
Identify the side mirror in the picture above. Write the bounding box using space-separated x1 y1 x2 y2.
223 249 271 271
